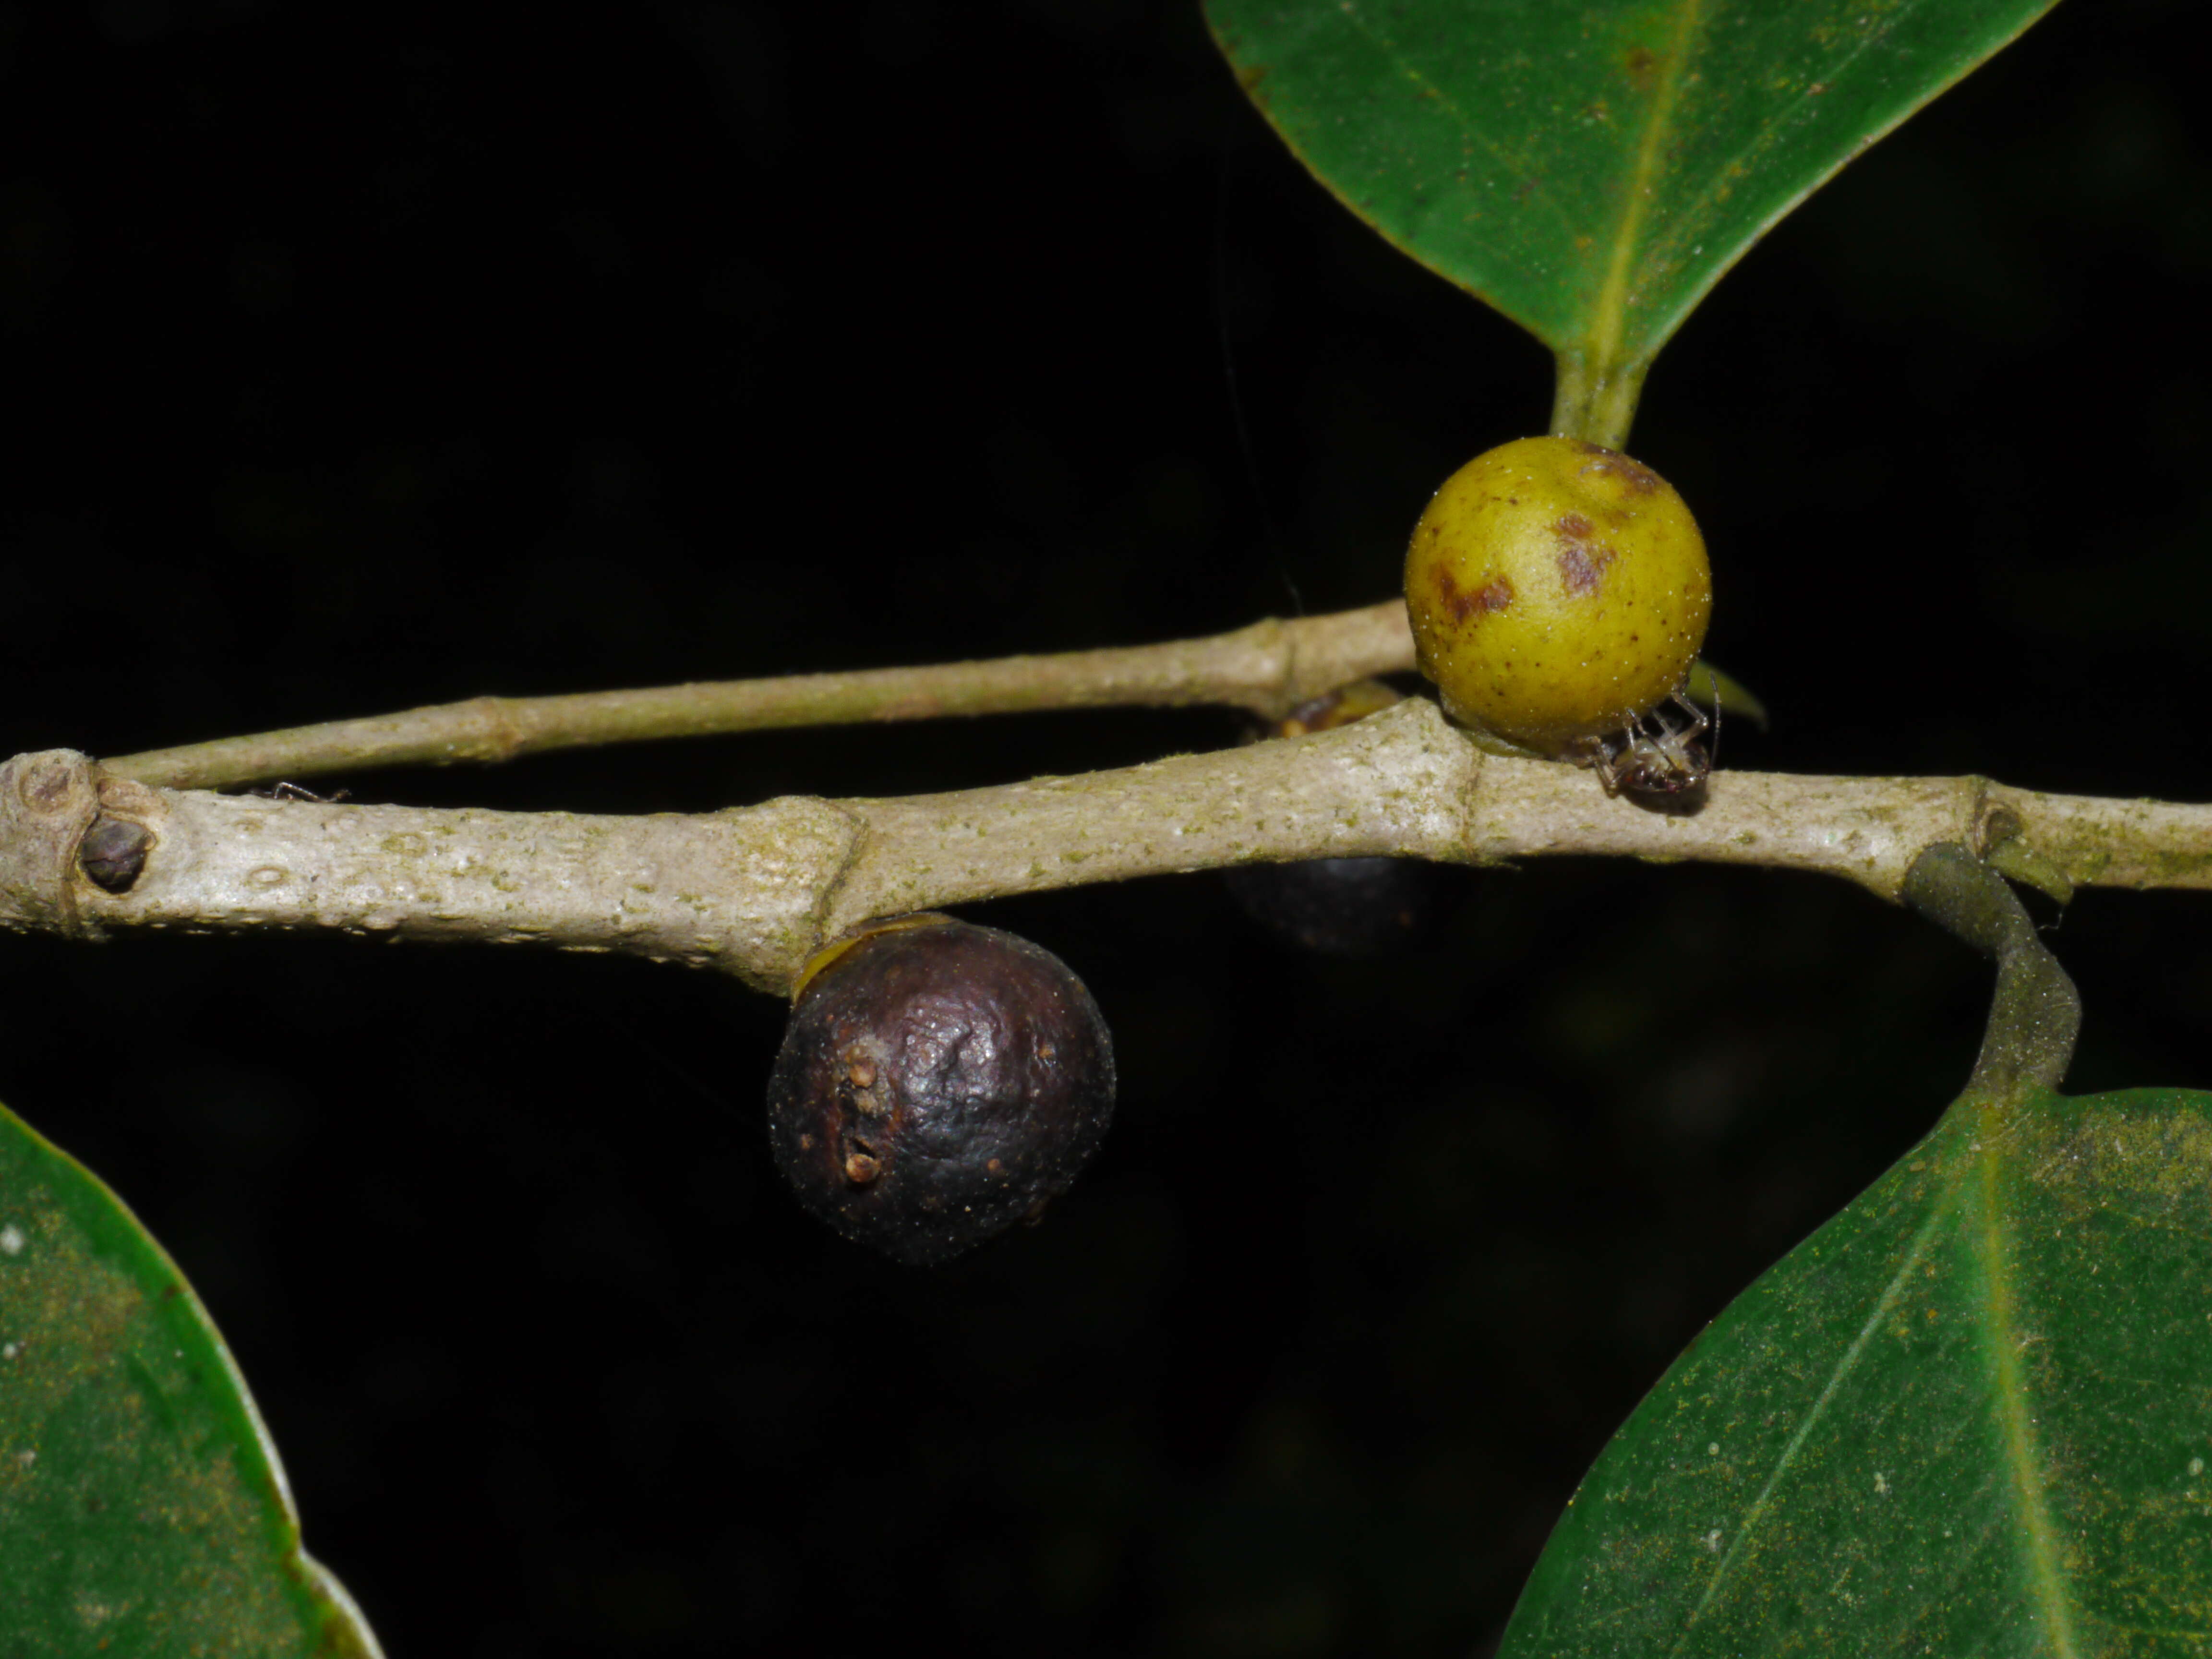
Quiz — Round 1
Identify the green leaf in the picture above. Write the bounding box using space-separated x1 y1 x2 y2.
1683 659 1767 730
0 1100 384 1657
1206 0 2063 445
1499 1086 2212 1657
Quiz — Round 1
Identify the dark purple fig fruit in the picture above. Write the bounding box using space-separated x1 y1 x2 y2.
766 914 1115 1266
1224 854 1431 957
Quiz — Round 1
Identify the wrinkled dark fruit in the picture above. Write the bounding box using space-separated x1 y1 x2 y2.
766 919 1116 1266
1225 856 1432 957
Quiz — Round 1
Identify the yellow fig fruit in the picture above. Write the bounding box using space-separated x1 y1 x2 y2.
1404 436 1712 756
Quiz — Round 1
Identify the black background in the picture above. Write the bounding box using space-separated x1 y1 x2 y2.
2 1 2209 1654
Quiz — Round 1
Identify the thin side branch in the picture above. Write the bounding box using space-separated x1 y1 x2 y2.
8 702 2209 997
99 603 1416 791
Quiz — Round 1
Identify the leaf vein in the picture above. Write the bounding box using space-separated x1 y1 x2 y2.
1676 1191 1955 1642
1320 7 1574 241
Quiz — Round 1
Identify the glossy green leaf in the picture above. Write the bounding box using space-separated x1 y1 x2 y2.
1499 1085 2212 1657
1206 0 2063 444
0 1100 383 1657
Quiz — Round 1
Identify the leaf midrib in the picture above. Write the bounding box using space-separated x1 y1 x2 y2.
1971 1136 2084 1658
1683 1118 2090 1650
1587 0 1708 375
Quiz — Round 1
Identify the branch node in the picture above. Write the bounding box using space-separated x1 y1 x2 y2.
0 751 110 942
462 694 529 762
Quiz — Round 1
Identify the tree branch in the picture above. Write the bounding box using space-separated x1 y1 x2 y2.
8 702 2209 998
98 603 1418 791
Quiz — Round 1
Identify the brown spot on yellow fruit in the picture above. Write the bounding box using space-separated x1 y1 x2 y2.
1553 515 1617 597
1576 445 1663 495
1431 565 1516 624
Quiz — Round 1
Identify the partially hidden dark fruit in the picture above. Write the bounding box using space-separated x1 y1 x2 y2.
1225 855 1429 957
766 914 1115 1266
1226 681 1433 956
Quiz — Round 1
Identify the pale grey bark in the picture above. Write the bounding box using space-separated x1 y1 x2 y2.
101 603 1417 792
7 701 2208 998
